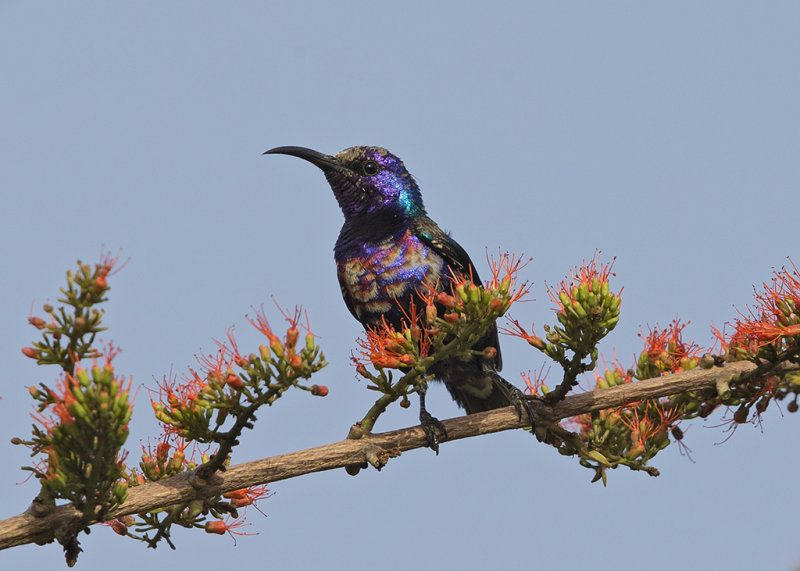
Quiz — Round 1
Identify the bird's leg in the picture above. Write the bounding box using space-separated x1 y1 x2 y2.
417 380 447 454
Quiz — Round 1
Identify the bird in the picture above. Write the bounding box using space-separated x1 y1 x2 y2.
264 145 534 451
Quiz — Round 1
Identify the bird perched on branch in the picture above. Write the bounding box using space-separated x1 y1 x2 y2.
264 145 534 451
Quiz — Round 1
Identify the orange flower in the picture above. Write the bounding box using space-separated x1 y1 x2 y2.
500 318 545 349
223 484 273 510
95 248 127 290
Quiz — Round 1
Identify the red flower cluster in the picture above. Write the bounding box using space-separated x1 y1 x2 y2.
720 261 800 356
637 319 703 375
152 305 324 434
354 252 531 371
547 253 620 323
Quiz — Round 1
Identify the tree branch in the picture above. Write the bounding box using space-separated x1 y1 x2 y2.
0 359 789 550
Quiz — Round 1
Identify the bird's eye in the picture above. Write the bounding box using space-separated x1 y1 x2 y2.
361 160 380 176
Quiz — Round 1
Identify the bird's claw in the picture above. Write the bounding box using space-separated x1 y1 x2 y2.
419 410 447 454
508 386 538 434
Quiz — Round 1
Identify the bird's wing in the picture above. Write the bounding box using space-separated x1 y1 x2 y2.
412 217 479 280
412 216 503 371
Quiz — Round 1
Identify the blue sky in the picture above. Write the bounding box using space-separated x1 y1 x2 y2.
1 2 798 569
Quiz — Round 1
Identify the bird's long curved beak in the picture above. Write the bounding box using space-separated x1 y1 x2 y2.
263 146 340 172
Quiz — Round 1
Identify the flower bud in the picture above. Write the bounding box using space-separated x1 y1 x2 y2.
625 444 645 460
526 335 545 350
172 449 186 469
311 384 329 397
205 520 227 535
286 326 299 349
226 372 244 390
436 292 456 308
21 347 40 359
108 519 128 535
425 304 438 324
733 406 749 424
270 337 284 358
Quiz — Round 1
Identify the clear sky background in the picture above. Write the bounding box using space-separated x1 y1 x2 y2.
1 2 798 570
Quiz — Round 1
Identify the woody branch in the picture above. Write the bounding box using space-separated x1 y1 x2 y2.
0 358 785 551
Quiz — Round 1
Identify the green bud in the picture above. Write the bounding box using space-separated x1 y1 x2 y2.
75 368 91 387
586 450 611 466
113 482 128 503
187 499 205 518
570 302 587 319
456 284 468 303
577 283 589 302
305 333 315 351
775 298 792 317
469 284 481 305
600 316 620 330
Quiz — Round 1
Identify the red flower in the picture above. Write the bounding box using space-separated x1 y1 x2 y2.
521 364 549 396
223 484 273 510
723 261 800 353
485 251 532 303
500 318 545 350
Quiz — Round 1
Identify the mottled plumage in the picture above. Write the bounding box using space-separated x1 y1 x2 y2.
265 145 532 449
336 227 445 325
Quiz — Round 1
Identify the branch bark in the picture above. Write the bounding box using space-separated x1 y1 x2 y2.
0 359 785 550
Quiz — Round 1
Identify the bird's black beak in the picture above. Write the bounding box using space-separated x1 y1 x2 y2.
263 146 341 173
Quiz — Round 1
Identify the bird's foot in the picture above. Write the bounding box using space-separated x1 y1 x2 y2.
506 384 539 435
419 410 447 454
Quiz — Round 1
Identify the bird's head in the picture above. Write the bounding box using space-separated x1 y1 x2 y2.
264 145 425 219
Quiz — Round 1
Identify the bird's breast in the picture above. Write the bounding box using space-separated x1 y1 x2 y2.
337 229 444 326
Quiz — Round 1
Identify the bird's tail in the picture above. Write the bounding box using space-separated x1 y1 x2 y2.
441 367 526 415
